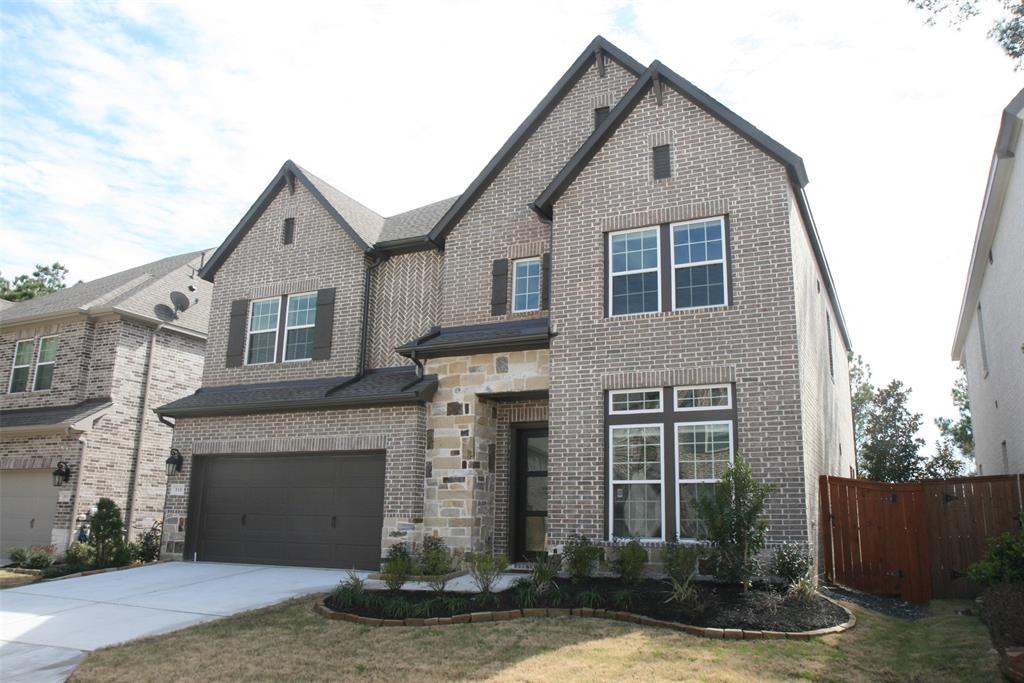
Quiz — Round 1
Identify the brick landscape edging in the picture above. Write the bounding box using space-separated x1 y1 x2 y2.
314 595 856 640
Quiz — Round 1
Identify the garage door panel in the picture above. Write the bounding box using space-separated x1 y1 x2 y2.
194 453 385 569
1 469 58 558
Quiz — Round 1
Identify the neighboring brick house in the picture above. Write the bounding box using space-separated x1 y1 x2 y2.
951 88 1024 476
0 252 211 559
157 37 854 571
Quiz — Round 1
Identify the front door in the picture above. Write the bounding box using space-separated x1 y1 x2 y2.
513 428 548 562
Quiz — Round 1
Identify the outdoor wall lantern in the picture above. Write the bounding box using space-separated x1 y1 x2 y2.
52 461 72 487
166 448 184 476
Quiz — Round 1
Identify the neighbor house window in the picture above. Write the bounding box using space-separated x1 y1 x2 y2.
33 336 59 391
608 227 660 316
283 292 317 361
977 303 990 377
511 258 541 313
609 388 662 414
246 297 280 365
674 384 731 411
826 313 835 379
8 339 34 393
609 424 664 540
676 420 734 540
671 217 727 310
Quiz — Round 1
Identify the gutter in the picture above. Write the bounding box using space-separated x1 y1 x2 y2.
125 324 162 533
395 333 552 358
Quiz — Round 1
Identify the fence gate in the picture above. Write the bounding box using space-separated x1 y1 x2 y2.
820 474 1023 603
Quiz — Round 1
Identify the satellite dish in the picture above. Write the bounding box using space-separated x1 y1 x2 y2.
154 304 176 321
169 291 191 313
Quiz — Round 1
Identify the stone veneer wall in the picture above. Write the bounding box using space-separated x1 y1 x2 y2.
422 350 549 553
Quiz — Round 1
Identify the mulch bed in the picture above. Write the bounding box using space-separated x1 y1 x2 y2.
820 584 928 620
326 577 849 633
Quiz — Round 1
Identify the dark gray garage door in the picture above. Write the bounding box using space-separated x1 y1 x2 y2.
190 453 384 570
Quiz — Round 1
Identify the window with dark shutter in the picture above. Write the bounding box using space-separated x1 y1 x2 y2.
653 145 671 180
594 106 610 129
311 288 336 360
282 218 295 245
225 299 249 367
490 259 509 316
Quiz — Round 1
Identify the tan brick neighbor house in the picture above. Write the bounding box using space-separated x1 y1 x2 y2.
156 36 855 571
0 252 211 560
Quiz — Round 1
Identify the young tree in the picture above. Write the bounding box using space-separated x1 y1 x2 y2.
934 367 974 460
909 0 1024 67
923 440 966 479
849 353 876 457
859 380 927 482
0 263 70 301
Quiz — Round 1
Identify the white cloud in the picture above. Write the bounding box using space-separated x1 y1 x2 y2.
0 0 1019 449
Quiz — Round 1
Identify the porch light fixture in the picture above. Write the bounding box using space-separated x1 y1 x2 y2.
52 461 71 487
166 448 184 476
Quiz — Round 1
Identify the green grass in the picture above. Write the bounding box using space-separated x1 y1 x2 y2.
71 597 998 682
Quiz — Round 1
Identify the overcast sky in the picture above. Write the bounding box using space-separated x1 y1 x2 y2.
1 0 1020 450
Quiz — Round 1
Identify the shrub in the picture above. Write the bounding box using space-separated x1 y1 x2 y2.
661 539 702 585
771 542 812 584
133 525 162 563
513 579 539 609
696 454 773 587
110 541 133 568
611 589 636 611
91 498 127 568
65 542 96 568
381 543 414 592
979 582 1024 654
614 539 647 584
562 534 602 582
751 589 785 616
530 553 561 594
477 591 500 609
575 589 602 609
23 545 56 569
969 515 1024 586
464 551 508 593
787 574 817 607
663 577 697 605
7 547 28 565
418 536 454 593
441 595 468 615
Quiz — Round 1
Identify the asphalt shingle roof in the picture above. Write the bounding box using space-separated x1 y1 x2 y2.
397 318 551 358
0 397 112 429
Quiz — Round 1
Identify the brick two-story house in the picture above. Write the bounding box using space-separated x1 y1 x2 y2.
0 252 211 559
157 37 854 571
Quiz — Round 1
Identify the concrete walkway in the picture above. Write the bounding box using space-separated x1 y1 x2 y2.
0 561 522 682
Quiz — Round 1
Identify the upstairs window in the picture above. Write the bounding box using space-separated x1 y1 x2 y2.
609 227 660 316
671 218 727 310
33 336 59 391
246 298 280 365
511 257 541 313
8 339 34 393
284 292 317 361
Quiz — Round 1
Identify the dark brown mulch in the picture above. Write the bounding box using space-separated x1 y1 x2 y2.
820 584 928 620
325 577 848 632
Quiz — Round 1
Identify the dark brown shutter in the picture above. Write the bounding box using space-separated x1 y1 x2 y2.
225 299 249 367
282 218 295 245
653 145 671 179
312 288 335 360
541 252 551 310
490 259 508 316
594 106 610 129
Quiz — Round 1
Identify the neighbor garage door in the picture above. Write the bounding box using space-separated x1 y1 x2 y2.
0 469 58 560
190 453 385 569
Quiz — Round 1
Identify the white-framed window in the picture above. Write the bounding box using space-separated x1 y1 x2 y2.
609 388 663 414
283 292 317 361
511 257 541 313
676 421 734 540
609 424 665 541
674 384 732 411
609 226 660 316
33 336 59 391
8 339 34 393
245 297 280 365
671 217 727 310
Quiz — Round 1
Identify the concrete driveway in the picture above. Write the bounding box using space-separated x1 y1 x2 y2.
0 562 352 682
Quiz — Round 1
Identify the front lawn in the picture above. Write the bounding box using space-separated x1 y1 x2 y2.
72 597 998 682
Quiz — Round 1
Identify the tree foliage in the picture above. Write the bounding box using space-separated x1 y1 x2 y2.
935 367 974 460
923 439 966 478
859 380 927 482
90 498 126 568
909 0 1024 67
0 263 70 301
848 353 875 458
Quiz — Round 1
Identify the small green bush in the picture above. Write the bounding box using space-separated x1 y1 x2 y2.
562 534 602 582
614 539 647 584
7 547 28 565
611 588 636 611
381 596 414 619
65 542 96 568
91 498 127 568
330 570 369 609
381 543 414 592
661 539 702 585
512 579 538 609
133 525 162 563
464 551 508 593
418 536 454 592
441 595 468 614
969 515 1024 586
771 542 812 584
530 553 561 594
787 574 817 606
575 589 602 609
476 591 499 609
23 545 56 569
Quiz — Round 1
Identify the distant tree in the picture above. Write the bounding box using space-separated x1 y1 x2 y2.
909 0 1024 67
0 263 70 301
848 353 876 458
923 440 966 479
859 380 927 482
934 367 974 460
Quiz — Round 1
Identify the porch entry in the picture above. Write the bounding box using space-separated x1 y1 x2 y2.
512 427 548 562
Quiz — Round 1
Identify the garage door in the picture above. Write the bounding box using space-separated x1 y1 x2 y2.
190 453 385 569
0 469 58 559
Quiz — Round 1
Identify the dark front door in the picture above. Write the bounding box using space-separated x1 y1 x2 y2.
513 429 548 562
188 453 385 569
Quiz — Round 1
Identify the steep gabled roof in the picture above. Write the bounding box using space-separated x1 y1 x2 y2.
425 36 645 245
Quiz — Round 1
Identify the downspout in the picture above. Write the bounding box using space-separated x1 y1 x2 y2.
125 323 162 534
357 254 387 377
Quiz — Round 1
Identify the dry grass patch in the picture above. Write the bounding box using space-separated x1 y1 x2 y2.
0 569 38 589
72 597 999 682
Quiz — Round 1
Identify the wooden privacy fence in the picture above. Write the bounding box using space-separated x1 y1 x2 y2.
820 474 1023 603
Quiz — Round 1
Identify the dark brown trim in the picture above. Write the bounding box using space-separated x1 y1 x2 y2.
476 390 549 401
